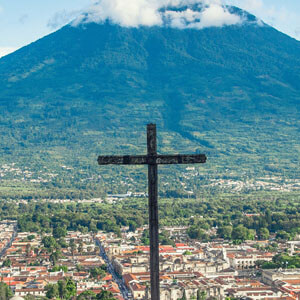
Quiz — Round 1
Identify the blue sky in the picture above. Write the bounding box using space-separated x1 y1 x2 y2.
0 0 300 57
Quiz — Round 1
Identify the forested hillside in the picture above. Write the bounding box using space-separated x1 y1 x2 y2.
0 7 299 199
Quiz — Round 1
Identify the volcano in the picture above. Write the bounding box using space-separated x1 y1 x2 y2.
0 6 299 198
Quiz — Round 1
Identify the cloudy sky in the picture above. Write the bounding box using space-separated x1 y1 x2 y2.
0 0 299 58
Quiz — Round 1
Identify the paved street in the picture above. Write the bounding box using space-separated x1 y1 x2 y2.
0 224 17 258
96 239 132 300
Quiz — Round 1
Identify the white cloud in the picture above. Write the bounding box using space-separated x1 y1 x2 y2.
164 4 241 29
72 0 242 29
0 47 18 58
73 0 162 27
190 4 241 28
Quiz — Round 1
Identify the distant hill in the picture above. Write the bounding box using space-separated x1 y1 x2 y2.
0 7 299 199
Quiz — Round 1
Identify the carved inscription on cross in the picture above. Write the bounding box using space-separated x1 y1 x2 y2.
98 124 206 300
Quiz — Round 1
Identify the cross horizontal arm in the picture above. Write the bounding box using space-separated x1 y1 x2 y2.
157 154 206 164
98 155 147 165
98 154 206 165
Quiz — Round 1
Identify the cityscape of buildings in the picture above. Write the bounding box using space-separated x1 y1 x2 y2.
1 220 300 300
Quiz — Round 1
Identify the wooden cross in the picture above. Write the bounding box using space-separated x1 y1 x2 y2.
98 124 206 300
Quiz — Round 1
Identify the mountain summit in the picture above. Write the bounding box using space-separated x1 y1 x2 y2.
0 6 299 197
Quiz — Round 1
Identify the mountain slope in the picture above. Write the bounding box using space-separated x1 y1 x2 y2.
0 12 299 198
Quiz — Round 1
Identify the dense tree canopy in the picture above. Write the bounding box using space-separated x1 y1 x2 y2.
0 282 13 300
0 191 300 243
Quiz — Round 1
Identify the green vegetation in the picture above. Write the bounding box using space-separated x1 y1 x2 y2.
45 278 76 300
77 290 117 300
50 265 68 272
0 282 13 300
77 291 97 300
258 253 300 269
180 290 187 300
45 281 117 300
141 228 175 246
95 291 117 300
2 259 12 268
197 290 207 300
187 226 208 241
1 191 300 243
89 266 107 279
0 18 299 199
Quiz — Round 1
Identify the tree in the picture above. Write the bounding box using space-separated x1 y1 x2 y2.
58 238 68 248
96 290 116 300
248 229 256 241
2 259 11 268
78 241 84 253
159 231 175 247
276 230 291 241
78 225 89 234
90 267 106 279
45 283 59 299
257 227 270 240
24 295 36 300
197 290 207 300
58 278 77 300
53 227 67 239
0 282 13 300
77 290 97 300
50 265 68 272
187 225 208 241
89 221 98 233
141 230 150 245
265 209 272 224
50 250 62 266
128 221 137 232
217 225 233 239
69 239 77 255
232 225 249 241
42 236 57 249
180 290 187 300
27 234 35 241
255 260 265 268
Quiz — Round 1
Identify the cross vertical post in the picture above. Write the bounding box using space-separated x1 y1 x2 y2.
147 124 160 300
97 123 206 300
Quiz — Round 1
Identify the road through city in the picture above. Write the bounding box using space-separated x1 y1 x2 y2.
95 239 132 300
